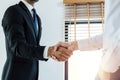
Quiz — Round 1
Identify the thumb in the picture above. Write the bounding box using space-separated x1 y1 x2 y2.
58 42 69 48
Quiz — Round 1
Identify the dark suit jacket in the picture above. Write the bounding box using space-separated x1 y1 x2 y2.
2 1 48 80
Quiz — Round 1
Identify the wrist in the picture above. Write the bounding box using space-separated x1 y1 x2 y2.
74 41 79 50
71 41 79 50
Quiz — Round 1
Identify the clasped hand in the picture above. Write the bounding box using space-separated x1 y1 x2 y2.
48 41 78 62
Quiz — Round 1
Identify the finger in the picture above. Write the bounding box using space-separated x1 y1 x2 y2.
59 52 70 59
58 42 70 49
68 46 74 51
54 45 58 51
54 42 66 51
51 56 57 60
55 52 70 61
57 56 68 62
54 52 68 61
54 43 62 51
58 47 73 56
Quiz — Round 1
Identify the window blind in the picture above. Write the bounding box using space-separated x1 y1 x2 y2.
65 2 104 42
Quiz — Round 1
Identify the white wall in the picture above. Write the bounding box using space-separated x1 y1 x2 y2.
0 0 65 80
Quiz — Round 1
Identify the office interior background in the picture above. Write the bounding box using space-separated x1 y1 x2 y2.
0 0 104 80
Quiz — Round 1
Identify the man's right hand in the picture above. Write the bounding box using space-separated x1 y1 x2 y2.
48 46 73 62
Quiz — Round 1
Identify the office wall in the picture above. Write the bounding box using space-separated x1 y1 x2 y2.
0 0 65 80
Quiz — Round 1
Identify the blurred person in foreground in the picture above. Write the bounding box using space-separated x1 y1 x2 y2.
56 0 120 80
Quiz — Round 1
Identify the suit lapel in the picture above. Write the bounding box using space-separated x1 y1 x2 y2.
18 1 38 39
36 15 42 44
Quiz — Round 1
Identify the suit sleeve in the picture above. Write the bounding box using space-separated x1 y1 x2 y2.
77 34 103 51
2 6 48 61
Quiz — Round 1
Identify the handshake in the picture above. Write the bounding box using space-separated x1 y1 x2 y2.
48 41 78 61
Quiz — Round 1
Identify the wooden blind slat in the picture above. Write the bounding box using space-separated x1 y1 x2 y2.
64 0 104 4
74 4 77 41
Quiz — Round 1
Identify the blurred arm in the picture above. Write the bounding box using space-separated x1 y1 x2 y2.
69 34 103 51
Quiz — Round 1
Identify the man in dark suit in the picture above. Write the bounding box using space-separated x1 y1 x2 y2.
1 0 72 80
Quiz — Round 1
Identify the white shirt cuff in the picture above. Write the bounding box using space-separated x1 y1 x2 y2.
43 46 49 59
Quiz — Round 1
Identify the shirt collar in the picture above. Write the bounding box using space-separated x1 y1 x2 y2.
21 0 34 14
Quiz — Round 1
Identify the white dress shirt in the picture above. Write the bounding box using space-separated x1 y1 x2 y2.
102 0 120 73
77 0 120 73
22 0 49 59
